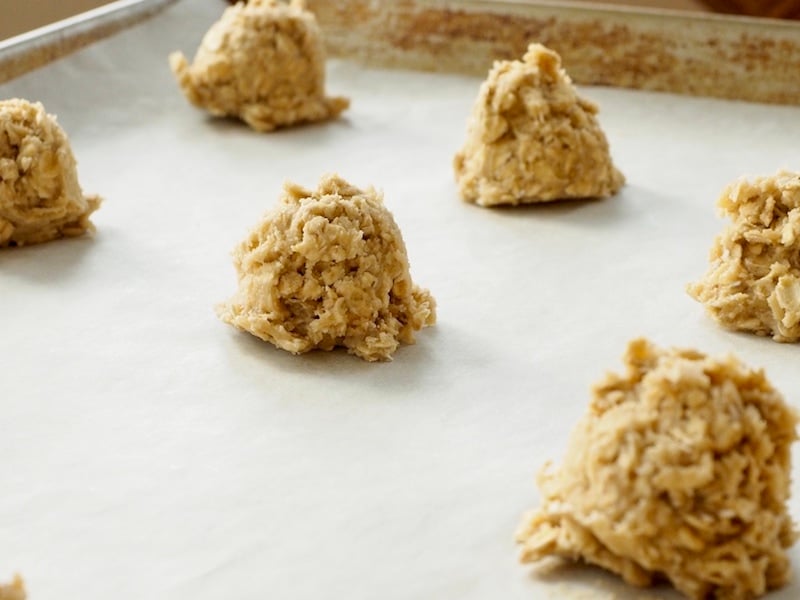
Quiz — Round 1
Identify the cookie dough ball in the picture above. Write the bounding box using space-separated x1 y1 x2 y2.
0 99 100 247
453 44 624 207
517 338 798 600
0 575 25 600
217 174 436 361
169 0 349 132
688 171 800 342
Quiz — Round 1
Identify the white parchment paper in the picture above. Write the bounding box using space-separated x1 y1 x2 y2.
2 1 800 598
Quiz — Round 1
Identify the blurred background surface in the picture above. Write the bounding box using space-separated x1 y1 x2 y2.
0 0 796 42
1 0 114 40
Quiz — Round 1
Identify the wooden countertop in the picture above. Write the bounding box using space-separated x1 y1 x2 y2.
0 0 115 41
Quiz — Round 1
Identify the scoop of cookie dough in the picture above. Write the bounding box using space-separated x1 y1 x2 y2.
217 174 436 361
453 43 624 206
169 0 349 132
0 99 100 247
688 171 800 342
517 338 798 600
0 575 25 600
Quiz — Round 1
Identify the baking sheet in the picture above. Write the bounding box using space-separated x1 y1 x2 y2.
2 0 800 598
307 0 800 106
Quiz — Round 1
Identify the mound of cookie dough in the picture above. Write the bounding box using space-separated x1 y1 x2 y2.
0 575 25 600
517 338 798 600
0 99 100 247
169 0 349 132
217 174 436 361
688 170 800 342
453 43 624 207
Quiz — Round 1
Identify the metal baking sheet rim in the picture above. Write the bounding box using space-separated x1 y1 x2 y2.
1 0 799 105
0 0 179 86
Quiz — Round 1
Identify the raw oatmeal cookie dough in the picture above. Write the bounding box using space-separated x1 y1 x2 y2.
688 171 800 342
453 44 624 207
517 338 798 600
0 575 25 600
0 99 100 247
217 174 436 361
169 0 349 132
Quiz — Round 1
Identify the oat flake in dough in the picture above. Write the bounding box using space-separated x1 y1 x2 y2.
517 338 798 600
0 99 100 247
688 170 800 342
0 575 25 600
169 0 348 132
453 43 624 206
217 174 436 361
